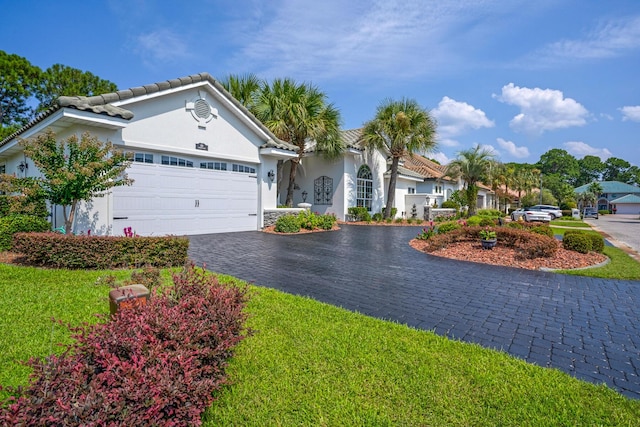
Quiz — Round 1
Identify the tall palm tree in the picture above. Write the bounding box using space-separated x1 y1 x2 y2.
253 78 343 207
361 98 437 219
444 145 495 217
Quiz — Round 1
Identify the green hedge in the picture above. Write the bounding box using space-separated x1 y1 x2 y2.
563 230 605 253
12 233 189 269
0 215 51 251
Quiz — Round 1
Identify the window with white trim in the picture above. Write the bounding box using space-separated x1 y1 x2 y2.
161 155 193 167
408 187 416 194
356 165 373 210
200 161 227 170
134 152 154 163
231 163 256 174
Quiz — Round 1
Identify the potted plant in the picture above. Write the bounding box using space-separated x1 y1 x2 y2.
479 228 497 250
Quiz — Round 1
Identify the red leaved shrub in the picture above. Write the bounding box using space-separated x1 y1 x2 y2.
0 264 249 426
12 233 189 269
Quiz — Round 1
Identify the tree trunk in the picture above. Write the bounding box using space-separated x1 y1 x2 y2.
285 157 300 207
466 184 479 217
63 202 78 235
384 157 400 219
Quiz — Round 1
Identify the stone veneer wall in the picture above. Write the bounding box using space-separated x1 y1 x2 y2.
263 208 307 227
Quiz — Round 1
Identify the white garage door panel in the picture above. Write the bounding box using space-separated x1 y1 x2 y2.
113 163 258 235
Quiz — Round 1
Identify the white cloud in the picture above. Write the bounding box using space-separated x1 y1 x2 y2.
564 141 612 159
493 83 589 134
431 151 452 165
437 137 460 148
496 138 530 158
481 144 499 157
432 96 494 137
226 0 532 79
620 105 640 122
523 16 640 66
135 29 192 64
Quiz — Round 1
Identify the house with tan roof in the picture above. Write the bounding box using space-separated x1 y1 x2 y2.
0 73 493 236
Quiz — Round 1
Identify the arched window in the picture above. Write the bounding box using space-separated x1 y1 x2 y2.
357 165 373 210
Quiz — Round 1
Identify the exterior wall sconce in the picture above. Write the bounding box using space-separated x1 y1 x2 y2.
302 190 308 202
18 161 28 173
267 169 275 182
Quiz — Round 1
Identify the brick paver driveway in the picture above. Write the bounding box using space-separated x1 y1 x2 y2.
189 224 640 399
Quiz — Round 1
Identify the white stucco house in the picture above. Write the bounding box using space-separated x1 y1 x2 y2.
0 73 493 236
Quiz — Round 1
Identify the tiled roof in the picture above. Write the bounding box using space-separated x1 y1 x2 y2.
340 128 364 149
402 154 447 179
609 194 640 204
575 181 640 194
1 72 298 153
384 166 425 179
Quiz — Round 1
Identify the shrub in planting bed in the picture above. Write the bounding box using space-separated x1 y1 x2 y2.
420 226 558 259
562 232 592 254
560 230 603 254
12 233 189 269
0 264 249 426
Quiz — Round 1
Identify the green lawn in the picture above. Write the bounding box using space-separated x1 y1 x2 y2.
2 264 639 425
550 220 591 228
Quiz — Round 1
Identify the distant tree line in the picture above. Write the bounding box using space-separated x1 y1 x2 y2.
0 50 117 139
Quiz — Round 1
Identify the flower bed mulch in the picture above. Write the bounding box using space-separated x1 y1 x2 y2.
409 239 608 271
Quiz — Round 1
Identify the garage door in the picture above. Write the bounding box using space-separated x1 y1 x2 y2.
112 163 258 236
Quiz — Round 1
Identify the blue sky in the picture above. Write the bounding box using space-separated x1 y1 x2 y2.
2 0 639 166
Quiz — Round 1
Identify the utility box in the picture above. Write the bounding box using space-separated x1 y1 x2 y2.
109 284 150 315
572 208 580 219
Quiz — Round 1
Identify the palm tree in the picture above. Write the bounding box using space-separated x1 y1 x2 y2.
361 98 437 219
444 145 495 217
253 78 343 207
220 73 263 111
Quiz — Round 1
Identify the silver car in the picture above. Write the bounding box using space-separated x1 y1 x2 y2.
511 207 552 222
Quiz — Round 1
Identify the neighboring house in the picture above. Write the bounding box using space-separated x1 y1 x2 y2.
0 73 494 236
574 181 640 214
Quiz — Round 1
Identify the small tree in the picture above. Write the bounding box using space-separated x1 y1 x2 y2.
20 129 132 234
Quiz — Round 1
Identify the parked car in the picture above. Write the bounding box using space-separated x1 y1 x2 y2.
528 204 563 219
582 207 599 219
510 208 552 222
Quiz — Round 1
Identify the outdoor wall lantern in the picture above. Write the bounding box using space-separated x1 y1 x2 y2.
425 196 431 205
267 169 275 182
302 190 308 202
18 161 28 173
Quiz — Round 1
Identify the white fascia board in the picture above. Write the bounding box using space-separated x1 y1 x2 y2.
259 147 299 160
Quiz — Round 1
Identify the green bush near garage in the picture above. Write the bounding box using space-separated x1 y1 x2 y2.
11 233 189 269
274 211 337 233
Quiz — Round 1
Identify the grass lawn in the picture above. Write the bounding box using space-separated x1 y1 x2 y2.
2 264 639 425
550 220 592 228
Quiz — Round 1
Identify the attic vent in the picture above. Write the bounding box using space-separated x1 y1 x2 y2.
194 99 211 119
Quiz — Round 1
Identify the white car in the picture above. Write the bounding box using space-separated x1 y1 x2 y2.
528 204 563 219
510 208 552 222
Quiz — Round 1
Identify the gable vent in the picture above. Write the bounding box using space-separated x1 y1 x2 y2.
194 99 211 119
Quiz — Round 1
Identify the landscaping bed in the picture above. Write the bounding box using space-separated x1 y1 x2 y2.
410 238 608 270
